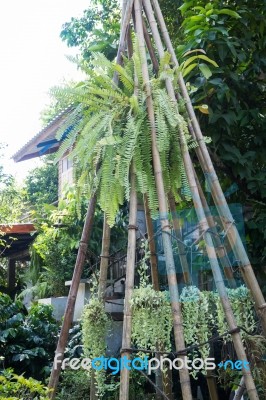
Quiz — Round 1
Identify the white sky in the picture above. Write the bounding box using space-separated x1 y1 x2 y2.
0 0 91 182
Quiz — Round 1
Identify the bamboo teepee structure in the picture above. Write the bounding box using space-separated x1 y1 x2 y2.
48 1 266 399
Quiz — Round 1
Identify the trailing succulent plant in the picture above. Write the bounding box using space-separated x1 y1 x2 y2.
82 296 110 397
53 42 200 226
130 240 172 353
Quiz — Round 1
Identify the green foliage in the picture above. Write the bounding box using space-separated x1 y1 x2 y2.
55 369 90 400
82 297 110 397
130 241 172 353
0 144 24 225
178 285 257 378
0 369 50 400
131 286 172 353
24 156 58 209
54 45 193 226
180 286 212 364
24 188 127 298
60 0 120 62
176 0 266 275
39 81 76 127
215 285 256 340
0 293 58 380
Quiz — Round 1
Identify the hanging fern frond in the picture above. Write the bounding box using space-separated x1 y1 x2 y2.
54 44 194 225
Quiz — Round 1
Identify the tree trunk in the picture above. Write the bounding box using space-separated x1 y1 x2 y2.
119 165 138 400
134 1 193 399
48 194 97 399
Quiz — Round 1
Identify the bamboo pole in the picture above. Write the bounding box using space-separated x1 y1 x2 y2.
150 0 266 335
143 20 160 73
119 165 138 400
48 194 97 399
143 194 165 400
98 214 111 300
193 167 237 289
176 103 259 400
87 214 112 400
168 193 192 285
206 371 219 400
143 2 259 398
134 1 193 399
143 194 160 291
234 377 246 400
115 0 135 72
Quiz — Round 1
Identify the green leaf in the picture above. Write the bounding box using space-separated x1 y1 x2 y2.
217 9 241 19
182 63 198 77
182 49 206 57
182 55 218 70
199 63 212 79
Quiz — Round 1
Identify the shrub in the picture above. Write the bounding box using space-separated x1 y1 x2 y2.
0 293 58 380
0 368 50 399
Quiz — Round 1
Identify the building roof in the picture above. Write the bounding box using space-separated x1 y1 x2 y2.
12 107 73 163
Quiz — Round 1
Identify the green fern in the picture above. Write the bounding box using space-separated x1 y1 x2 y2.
55 43 194 225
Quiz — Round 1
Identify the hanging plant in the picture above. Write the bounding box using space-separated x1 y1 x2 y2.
82 297 110 397
130 240 172 353
180 286 214 377
130 285 172 352
180 285 257 377
215 285 256 340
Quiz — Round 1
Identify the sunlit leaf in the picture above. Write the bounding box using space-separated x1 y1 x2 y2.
199 63 212 79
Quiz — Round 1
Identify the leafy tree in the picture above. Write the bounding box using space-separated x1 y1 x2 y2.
174 0 266 284
25 188 127 298
0 144 24 225
60 0 121 62
24 155 58 209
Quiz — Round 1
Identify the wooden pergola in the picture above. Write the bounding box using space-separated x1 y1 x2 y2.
0 224 36 296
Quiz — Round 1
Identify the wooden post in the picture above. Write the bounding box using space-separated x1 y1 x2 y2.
168 193 192 285
48 194 97 399
119 165 138 400
150 0 266 336
143 1 259 398
7 259 16 293
134 1 193 399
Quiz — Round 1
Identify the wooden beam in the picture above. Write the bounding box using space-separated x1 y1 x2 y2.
0 224 35 234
